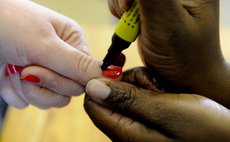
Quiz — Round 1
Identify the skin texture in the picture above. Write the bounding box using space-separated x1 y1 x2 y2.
83 0 230 141
0 0 102 109
108 0 230 108
85 68 230 142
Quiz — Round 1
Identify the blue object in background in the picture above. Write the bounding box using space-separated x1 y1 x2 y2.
0 96 7 130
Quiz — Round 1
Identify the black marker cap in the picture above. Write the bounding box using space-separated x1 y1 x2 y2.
101 34 131 70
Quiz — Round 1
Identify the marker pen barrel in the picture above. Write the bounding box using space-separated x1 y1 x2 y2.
101 0 140 70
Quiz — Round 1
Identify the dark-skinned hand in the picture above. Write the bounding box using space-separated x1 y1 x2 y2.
108 0 230 108
84 67 230 141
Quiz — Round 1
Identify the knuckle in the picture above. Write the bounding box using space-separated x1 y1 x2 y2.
76 54 90 84
106 85 136 111
75 54 101 85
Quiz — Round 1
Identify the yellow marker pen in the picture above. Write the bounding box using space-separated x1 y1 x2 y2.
101 0 140 70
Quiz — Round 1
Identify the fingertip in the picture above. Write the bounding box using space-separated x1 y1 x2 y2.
84 59 104 84
21 74 41 83
86 79 111 100
12 104 28 109
14 66 25 76
1 91 28 109
0 75 29 109
118 0 134 11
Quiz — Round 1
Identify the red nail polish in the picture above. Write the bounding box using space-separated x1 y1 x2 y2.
7 64 16 74
103 65 122 79
14 66 24 75
21 74 40 83
5 69 9 77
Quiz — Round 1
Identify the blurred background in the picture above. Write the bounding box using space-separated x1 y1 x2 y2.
220 0 230 60
0 0 229 142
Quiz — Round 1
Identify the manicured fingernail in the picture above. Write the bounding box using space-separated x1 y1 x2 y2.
5 69 9 77
21 74 40 83
7 64 16 74
103 65 122 79
86 79 111 99
14 66 24 75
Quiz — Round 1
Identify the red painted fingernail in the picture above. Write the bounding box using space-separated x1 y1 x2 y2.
7 64 16 74
14 66 24 75
103 65 122 79
5 69 9 77
21 74 40 83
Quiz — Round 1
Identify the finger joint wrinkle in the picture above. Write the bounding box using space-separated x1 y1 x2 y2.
108 86 136 111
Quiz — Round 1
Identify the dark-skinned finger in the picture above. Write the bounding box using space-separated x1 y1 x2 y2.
85 78 230 138
84 95 171 142
108 0 124 18
121 67 163 91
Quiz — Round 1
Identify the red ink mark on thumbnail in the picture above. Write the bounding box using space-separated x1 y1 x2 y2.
103 65 122 79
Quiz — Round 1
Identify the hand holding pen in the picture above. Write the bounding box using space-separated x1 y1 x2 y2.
84 1 230 141
107 0 230 107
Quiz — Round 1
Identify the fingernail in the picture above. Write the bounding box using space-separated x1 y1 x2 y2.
86 79 111 99
21 74 40 83
103 65 122 79
5 69 9 77
7 64 16 74
14 66 24 75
